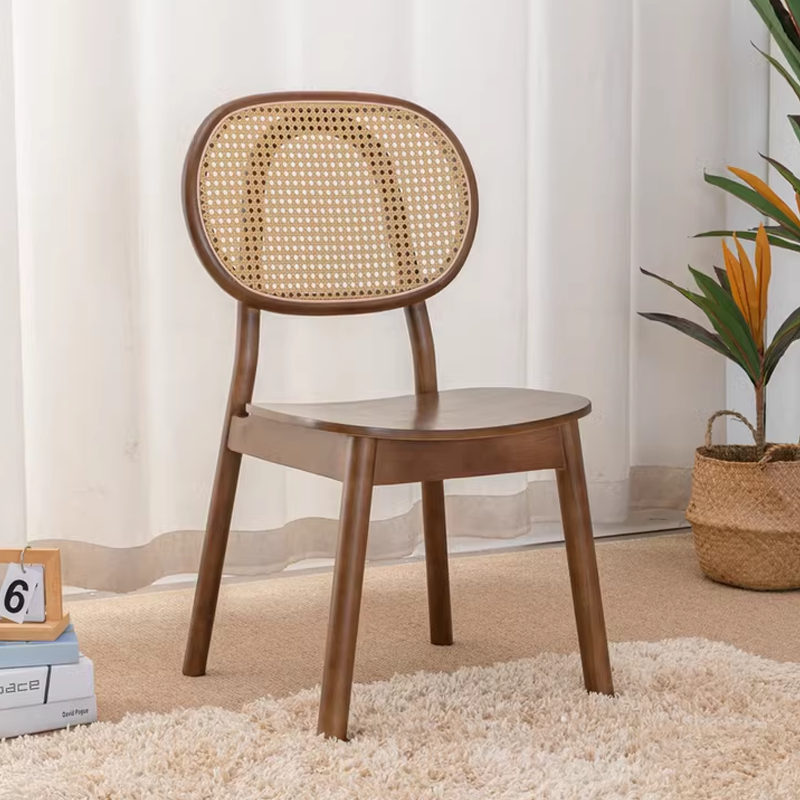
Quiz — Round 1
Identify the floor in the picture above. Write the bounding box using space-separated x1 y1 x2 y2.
63 508 688 598
65 532 800 723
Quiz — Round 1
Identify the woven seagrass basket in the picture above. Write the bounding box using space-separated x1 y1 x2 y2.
686 411 800 591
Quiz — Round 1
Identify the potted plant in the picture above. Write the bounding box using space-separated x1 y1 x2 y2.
641 226 800 589
641 0 800 590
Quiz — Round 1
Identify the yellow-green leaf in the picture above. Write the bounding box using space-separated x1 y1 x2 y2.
728 166 800 229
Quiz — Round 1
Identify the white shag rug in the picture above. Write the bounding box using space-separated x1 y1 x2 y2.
2 638 799 799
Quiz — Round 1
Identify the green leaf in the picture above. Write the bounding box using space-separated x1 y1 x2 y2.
640 267 760 382
713 266 732 294
639 312 738 361
762 152 800 193
769 224 800 241
753 0 793 41
640 268 704 304
773 303 800 341
750 0 800 81
694 229 800 252
790 115 800 148
689 267 762 381
703 172 800 234
787 0 800 32
772 0 800 48
764 305 800 379
754 43 800 102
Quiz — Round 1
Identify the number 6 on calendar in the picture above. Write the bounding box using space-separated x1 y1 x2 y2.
0 561 41 623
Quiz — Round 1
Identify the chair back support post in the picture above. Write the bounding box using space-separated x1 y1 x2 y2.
405 302 438 394
229 303 261 417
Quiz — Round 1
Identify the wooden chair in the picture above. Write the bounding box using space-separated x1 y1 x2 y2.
181 91 614 740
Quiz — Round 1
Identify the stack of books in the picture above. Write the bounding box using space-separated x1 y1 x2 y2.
0 624 97 738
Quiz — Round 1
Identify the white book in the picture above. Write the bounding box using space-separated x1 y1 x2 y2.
0 695 97 739
0 656 94 712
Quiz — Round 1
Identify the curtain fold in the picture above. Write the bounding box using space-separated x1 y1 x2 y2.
0 1 25 550
765 27 800 445
2 0 760 591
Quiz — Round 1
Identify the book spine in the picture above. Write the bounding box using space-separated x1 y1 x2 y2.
0 639 80 670
0 656 94 712
0 665 47 711
0 695 97 739
48 656 94 705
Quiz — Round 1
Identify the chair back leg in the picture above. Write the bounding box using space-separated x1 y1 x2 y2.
184 303 258 677
555 420 614 696
318 437 378 740
421 481 453 645
183 437 243 677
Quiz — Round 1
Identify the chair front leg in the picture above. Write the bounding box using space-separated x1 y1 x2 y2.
555 420 614 696
422 481 453 645
318 437 377 740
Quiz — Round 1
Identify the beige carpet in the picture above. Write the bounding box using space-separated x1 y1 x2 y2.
65 533 800 724
3 638 800 799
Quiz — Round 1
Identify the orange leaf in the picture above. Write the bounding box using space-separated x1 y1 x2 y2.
722 240 753 331
733 234 760 345
755 224 771 349
728 166 800 229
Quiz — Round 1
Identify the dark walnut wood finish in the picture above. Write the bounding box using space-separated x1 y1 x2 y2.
182 91 613 741
406 303 452 646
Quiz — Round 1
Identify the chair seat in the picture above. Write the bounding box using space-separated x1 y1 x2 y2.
247 387 590 442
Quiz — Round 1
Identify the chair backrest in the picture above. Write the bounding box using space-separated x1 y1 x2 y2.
183 92 478 315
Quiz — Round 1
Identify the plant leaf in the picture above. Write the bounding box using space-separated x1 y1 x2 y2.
722 239 754 329
713 265 732 293
761 152 800 194
733 235 761 343
689 267 762 380
640 267 760 381
695 229 800 252
769 223 800 241
639 312 739 361
703 172 800 235
755 224 772 348
750 0 800 81
790 115 800 148
786 0 800 36
640 268 705 305
771 303 800 343
764 305 800 379
754 43 800 102
728 166 800 228
771 0 800 47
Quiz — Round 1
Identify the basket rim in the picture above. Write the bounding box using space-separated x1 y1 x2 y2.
695 445 800 467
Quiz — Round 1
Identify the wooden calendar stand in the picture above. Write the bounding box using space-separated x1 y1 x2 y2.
0 548 70 641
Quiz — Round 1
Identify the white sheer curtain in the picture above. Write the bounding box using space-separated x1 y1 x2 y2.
725 1 800 444
2 0 766 592
764 14 800 442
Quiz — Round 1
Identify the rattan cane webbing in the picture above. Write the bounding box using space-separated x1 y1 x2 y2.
687 448 800 590
197 101 472 303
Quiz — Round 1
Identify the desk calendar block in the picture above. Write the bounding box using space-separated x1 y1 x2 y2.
0 549 70 642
